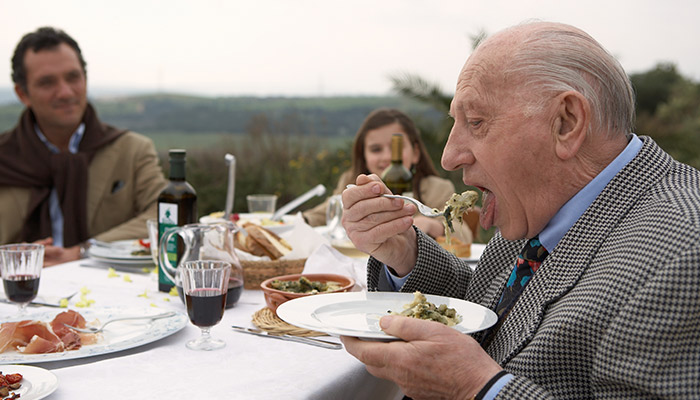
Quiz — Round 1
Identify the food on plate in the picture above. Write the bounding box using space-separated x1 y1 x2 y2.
269 276 342 294
0 371 23 398
237 223 292 260
435 236 471 258
434 190 478 244
0 310 99 354
130 238 151 256
389 291 462 326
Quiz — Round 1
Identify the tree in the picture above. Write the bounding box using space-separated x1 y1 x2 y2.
630 63 683 115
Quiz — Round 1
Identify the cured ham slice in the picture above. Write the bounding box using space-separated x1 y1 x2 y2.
0 309 98 354
50 310 98 349
4 320 64 354
19 332 64 354
0 323 20 353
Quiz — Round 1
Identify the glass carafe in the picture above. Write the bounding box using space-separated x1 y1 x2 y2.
158 222 243 308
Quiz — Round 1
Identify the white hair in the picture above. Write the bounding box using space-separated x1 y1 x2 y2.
492 22 636 138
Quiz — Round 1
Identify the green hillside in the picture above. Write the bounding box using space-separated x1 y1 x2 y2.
0 93 442 145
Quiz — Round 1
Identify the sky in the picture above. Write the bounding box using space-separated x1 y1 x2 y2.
1 0 699 99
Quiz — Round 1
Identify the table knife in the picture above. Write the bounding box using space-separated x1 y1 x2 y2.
0 298 63 308
231 325 342 350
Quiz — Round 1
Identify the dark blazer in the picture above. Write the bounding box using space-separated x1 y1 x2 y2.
369 136 700 399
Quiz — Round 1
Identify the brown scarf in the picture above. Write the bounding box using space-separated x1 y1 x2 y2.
0 104 125 246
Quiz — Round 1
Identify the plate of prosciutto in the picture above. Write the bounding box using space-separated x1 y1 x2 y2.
0 308 187 364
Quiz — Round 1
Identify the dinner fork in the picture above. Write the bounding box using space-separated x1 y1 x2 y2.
63 311 177 333
345 184 444 218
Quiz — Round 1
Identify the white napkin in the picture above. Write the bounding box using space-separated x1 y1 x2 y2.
302 243 369 291
234 212 331 261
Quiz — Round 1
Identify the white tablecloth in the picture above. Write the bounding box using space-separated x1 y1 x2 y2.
0 260 402 400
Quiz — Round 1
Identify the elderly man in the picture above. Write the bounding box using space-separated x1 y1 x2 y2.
0 27 166 265
340 22 700 399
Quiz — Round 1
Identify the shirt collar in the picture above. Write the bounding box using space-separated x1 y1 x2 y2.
538 134 643 252
34 123 86 154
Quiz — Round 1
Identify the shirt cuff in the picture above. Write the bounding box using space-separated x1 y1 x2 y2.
479 372 513 400
383 264 411 291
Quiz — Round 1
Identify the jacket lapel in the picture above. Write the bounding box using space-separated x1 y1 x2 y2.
485 136 672 365
86 145 119 227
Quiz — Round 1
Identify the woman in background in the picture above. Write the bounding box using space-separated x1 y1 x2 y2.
304 108 471 242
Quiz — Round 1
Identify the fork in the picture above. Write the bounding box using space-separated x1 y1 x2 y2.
345 184 444 218
63 311 177 333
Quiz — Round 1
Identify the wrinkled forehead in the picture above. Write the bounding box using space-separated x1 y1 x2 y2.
452 48 511 113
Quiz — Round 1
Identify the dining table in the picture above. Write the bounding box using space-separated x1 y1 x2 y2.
0 258 403 400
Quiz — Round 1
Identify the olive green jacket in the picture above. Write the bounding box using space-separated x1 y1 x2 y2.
0 131 166 245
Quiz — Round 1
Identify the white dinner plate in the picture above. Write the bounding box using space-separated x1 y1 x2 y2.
0 307 188 364
0 365 58 400
87 255 154 266
88 240 152 261
277 292 497 340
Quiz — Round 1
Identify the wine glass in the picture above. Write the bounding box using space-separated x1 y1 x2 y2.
0 243 44 315
180 260 230 350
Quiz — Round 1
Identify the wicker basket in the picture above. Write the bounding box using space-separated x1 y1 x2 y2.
240 258 306 289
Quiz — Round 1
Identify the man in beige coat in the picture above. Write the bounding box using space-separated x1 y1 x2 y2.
0 27 166 266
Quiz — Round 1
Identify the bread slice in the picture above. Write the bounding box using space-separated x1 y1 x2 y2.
242 223 292 260
436 236 471 258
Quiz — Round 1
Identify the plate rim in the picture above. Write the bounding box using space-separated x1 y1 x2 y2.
87 239 152 261
1 364 58 400
277 291 497 339
0 307 188 365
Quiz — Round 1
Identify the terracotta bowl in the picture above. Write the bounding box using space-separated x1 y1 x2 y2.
260 273 355 313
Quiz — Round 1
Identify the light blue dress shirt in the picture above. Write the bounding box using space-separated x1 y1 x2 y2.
384 134 643 398
34 123 86 247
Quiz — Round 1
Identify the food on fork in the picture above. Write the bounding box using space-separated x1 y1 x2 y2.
434 190 479 244
389 291 462 326
238 223 292 260
0 310 99 354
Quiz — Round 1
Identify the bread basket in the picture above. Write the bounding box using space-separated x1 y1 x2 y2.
240 258 306 289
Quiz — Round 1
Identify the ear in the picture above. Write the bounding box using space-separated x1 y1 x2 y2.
552 91 589 161
14 84 31 107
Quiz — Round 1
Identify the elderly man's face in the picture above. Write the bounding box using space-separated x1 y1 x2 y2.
442 51 559 240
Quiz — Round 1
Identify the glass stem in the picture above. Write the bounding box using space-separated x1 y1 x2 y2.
200 327 211 339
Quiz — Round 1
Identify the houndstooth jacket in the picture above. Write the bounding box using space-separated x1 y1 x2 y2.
368 136 700 399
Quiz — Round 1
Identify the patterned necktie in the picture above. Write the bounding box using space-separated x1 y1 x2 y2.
481 236 549 347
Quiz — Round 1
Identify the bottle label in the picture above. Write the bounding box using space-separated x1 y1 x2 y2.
158 202 178 287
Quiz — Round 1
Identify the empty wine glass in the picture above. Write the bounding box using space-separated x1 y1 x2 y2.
0 243 44 315
180 260 230 350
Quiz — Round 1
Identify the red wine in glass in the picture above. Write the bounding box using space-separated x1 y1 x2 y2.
185 288 226 327
3 274 40 303
225 277 244 309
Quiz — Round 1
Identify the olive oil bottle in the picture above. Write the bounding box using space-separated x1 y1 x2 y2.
381 134 413 196
157 149 197 292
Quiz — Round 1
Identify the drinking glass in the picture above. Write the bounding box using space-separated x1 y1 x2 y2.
180 260 230 350
246 194 277 213
0 243 44 315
